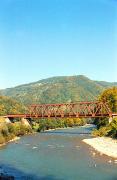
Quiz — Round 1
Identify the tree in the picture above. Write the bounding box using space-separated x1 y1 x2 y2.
99 87 117 112
94 87 117 129
108 117 117 138
0 95 26 115
93 87 117 138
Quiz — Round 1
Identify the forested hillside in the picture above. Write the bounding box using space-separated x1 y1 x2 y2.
0 75 117 105
0 96 25 115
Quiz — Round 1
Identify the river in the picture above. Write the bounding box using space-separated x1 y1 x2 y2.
0 125 117 180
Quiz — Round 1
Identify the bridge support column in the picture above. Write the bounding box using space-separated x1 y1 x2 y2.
4 117 11 123
21 118 32 127
109 117 113 124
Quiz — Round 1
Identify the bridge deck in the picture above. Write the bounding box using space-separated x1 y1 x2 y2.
4 113 117 119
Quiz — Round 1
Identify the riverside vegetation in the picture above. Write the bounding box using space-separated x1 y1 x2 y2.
32 117 86 132
0 120 32 145
0 117 86 145
92 87 117 138
0 96 32 145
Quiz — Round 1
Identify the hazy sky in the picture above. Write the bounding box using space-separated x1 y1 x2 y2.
0 0 117 88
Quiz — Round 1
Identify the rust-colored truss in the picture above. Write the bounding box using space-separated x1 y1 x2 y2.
28 101 112 118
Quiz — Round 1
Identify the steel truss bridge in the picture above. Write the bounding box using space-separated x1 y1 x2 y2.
4 101 117 119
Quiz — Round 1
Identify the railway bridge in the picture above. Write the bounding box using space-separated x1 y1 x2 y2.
3 101 117 124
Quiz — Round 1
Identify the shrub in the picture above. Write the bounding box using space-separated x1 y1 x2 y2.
12 122 32 136
0 124 9 137
32 123 40 131
5 133 15 142
0 122 32 145
74 118 86 126
92 126 111 137
0 134 5 144
108 117 117 138
93 117 109 129
7 123 16 134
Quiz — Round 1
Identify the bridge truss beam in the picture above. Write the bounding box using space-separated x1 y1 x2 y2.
28 102 112 118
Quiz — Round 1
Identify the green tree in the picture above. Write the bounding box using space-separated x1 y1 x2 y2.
93 87 117 138
0 95 26 116
108 117 117 138
99 87 117 112
94 87 117 129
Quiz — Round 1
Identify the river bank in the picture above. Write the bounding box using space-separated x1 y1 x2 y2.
44 127 73 132
44 124 95 132
0 136 20 147
83 137 117 159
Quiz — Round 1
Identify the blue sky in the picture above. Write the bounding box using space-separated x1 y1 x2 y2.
0 0 116 88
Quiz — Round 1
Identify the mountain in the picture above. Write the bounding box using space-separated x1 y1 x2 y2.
0 75 117 105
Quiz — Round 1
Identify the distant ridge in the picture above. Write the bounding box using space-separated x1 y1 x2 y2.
0 75 117 105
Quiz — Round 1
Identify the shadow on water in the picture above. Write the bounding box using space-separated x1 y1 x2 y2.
0 164 64 180
1 163 117 180
42 131 91 135
1 164 117 180
41 126 96 136
0 164 117 180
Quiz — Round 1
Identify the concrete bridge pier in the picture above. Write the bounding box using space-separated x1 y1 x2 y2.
21 117 32 127
109 117 113 124
4 117 12 123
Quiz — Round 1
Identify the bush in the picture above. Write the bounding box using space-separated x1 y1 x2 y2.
92 126 111 137
35 117 86 132
32 123 40 131
64 118 74 127
12 123 32 136
7 123 16 134
0 124 9 137
92 118 117 138
74 118 86 126
0 134 5 144
108 117 117 138
92 87 117 138
5 133 15 142
98 87 117 113
0 122 32 145
93 117 109 129
0 124 15 143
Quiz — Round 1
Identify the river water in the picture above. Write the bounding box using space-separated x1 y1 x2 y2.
0 125 117 180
